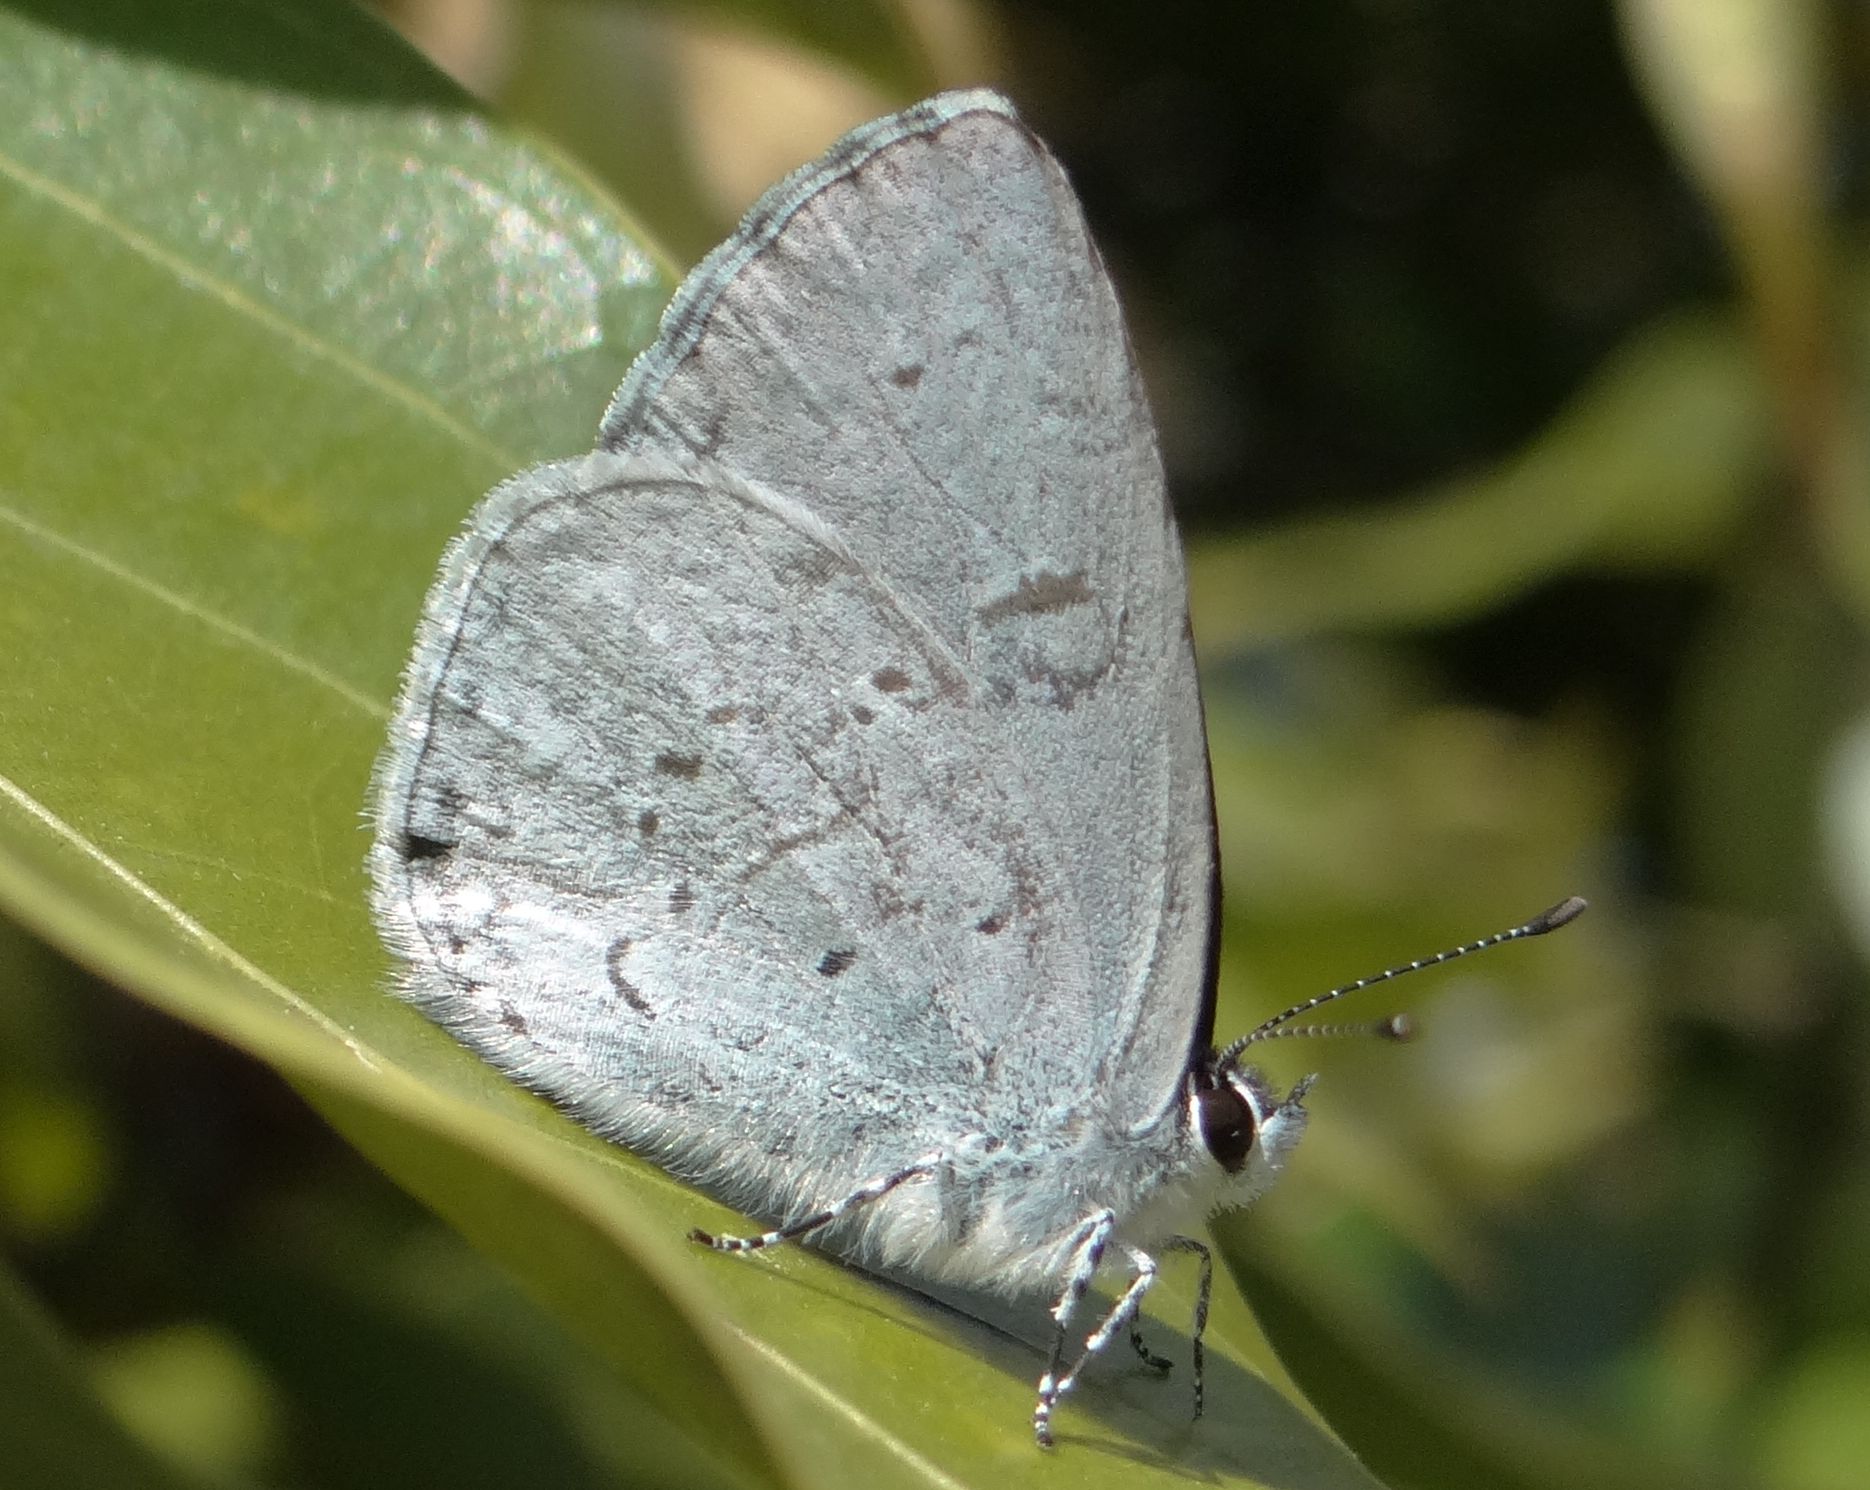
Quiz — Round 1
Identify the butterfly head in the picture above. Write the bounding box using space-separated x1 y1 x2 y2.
1189 1060 1312 1209
1190 897 1589 1204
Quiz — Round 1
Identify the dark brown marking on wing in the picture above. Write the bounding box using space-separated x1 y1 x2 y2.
976 570 1093 624
606 937 653 1016
777 546 851 588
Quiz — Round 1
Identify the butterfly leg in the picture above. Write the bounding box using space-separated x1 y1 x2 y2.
1128 1317 1173 1372
1033 1210 1115 1448
1165 1234 1212 1419
688 1153 941 1253
1034 1219 1162 1448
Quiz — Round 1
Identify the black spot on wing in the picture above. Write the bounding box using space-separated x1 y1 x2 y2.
872 666 911 694
402 832 454 862
638 809 660 837
669 881 696 914
890 363 923 389
498 1004 529 1036
705 704 740 724
654 751 703 779
975 911 1006 935
851 704 875 725
817 948 857 978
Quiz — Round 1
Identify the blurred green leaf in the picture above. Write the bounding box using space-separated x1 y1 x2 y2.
1189 312 1767 647
1226 1242 1757 1490
0 2 1386 1483
1757 1337 1870 1490
0 1258 226 1490
1618 0 1870 621
498 1 924 268
618 0 931 96
88 1322 280 1481
1676 561 1865 919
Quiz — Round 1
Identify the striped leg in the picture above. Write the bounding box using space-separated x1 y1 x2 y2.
1165 1235 1212 1419
1129 1317 1173 1372
687 1154 940 1252
1034 1220 1166 1448
1046 1245 1158 1403
1033 1209 1115 1448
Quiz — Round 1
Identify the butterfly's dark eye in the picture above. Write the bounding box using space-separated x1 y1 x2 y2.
1196 1082 1257 1173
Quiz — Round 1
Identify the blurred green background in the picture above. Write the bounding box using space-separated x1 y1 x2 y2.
1 1 1866 1487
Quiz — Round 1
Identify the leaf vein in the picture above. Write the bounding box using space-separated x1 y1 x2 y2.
0 769 379 1067
0 497 387 719
0 146 513 470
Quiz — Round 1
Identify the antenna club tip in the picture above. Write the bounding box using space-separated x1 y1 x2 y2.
1528 895 1588 935
1378 1013 1416 1042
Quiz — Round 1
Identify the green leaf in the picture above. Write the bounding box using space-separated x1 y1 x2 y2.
617 0 932 96
0 3 1386 1483
1226 1241 1756 1490
1188 312 1769 647
0 1257 225 1490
